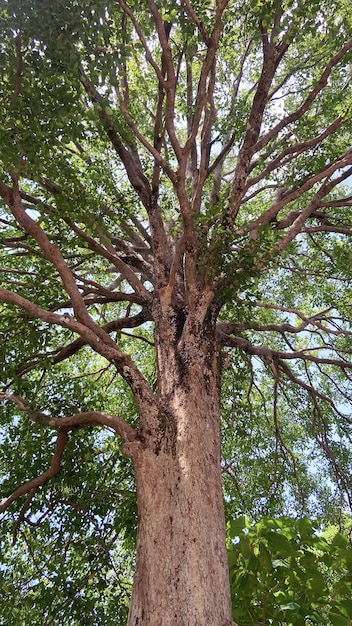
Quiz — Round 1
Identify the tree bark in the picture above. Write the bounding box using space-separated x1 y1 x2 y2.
126 311 233 625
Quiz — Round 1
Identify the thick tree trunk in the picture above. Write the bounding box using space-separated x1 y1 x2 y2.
126 314 234 626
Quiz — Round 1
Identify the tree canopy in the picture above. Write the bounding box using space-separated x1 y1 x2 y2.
1 0 352 623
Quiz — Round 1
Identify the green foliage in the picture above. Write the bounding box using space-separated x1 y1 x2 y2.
228 516 352 625
0 348 139 625
1 0 352 622
0 432 137 625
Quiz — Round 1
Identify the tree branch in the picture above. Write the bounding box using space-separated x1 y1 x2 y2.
228 24 288 221
0 289 158 423
183 0 211 45
254 37 352 155
63 217 152 300
0 287 122 361
237 146 352 240
247 113 345 189
6 175 96 327
0 393 136 440
14 309 152 377
217 329 352 373
79 66 152 206
46 411 136 441
274 162 352 252
117 0 166 84
145 0 181 160
0 430 68 514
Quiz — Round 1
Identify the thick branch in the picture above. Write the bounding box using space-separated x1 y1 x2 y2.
0 287 123 361
158 235 184 310
79 66 152 206
145 0 181 160
63 217 152 300
302 224 352 236
1 177 140 355
0 288 158 424
183 0 211 45
218 308 351 340
229 27 288 220
15 309 152 376
1 392 137 441
6 175 95 327
0 430 68 514
0 407 136 516
237 154 352 242
79 66 172 288
113 83 177 183
208 39 253 180
183 0 228 170
218 332 352 370
47 411 136 441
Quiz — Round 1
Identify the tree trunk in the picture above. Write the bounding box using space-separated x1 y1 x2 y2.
126 311 234 625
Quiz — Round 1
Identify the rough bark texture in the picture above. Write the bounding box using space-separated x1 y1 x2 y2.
126 303 233 625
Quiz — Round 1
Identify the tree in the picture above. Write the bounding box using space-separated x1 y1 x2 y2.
1 0 352 624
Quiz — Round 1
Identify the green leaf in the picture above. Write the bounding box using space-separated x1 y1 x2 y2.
280 601 301 611
229 516 250 538
331 532 349 549
265 532 295 556
258 543 273 570
328 613 350 626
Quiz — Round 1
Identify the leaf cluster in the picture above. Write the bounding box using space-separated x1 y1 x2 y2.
228 516 352 625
